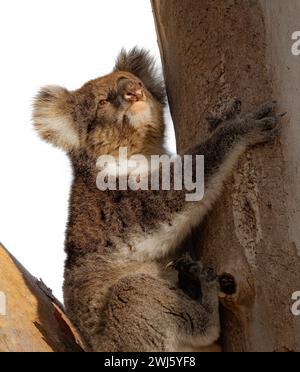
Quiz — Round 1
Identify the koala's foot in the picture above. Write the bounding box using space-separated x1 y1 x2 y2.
242 101 286 146
169 253 217 301
206 98 242 131
92 271 220 352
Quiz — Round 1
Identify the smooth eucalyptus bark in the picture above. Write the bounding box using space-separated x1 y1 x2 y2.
152 0 300 352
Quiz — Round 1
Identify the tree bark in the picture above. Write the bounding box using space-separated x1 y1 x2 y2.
0 243 86 352
152 0 300 352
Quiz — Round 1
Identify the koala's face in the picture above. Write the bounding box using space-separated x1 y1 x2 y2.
84 71 150 128
33 48 166 158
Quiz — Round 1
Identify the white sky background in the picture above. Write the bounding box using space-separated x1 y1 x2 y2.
0 0 176 301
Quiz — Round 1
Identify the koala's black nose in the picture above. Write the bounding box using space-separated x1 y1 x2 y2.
118 79 144 102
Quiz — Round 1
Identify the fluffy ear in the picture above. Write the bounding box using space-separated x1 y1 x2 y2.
33 86 80 152
114 47 167 105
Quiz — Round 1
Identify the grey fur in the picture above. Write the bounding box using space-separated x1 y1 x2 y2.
63 101 281 352
32 49 282 352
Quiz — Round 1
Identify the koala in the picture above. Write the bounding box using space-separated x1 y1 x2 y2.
33 48 281 352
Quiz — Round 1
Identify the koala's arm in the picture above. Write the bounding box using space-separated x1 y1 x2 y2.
165 101 279 210
127 102 280 262
179 102 276 213
192 101 279 186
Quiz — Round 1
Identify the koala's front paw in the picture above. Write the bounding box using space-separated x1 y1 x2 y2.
168 253 217 301
242 101 285 146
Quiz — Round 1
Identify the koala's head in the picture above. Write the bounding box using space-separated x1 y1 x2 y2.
33 48 166 160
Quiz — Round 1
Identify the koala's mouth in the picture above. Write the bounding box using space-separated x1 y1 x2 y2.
122 100 152 127
128 100 148 115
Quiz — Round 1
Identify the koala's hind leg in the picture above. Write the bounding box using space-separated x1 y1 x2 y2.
91 263 220 352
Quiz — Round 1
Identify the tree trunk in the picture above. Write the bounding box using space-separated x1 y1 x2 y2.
152 0 300 352
0 244 86 352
